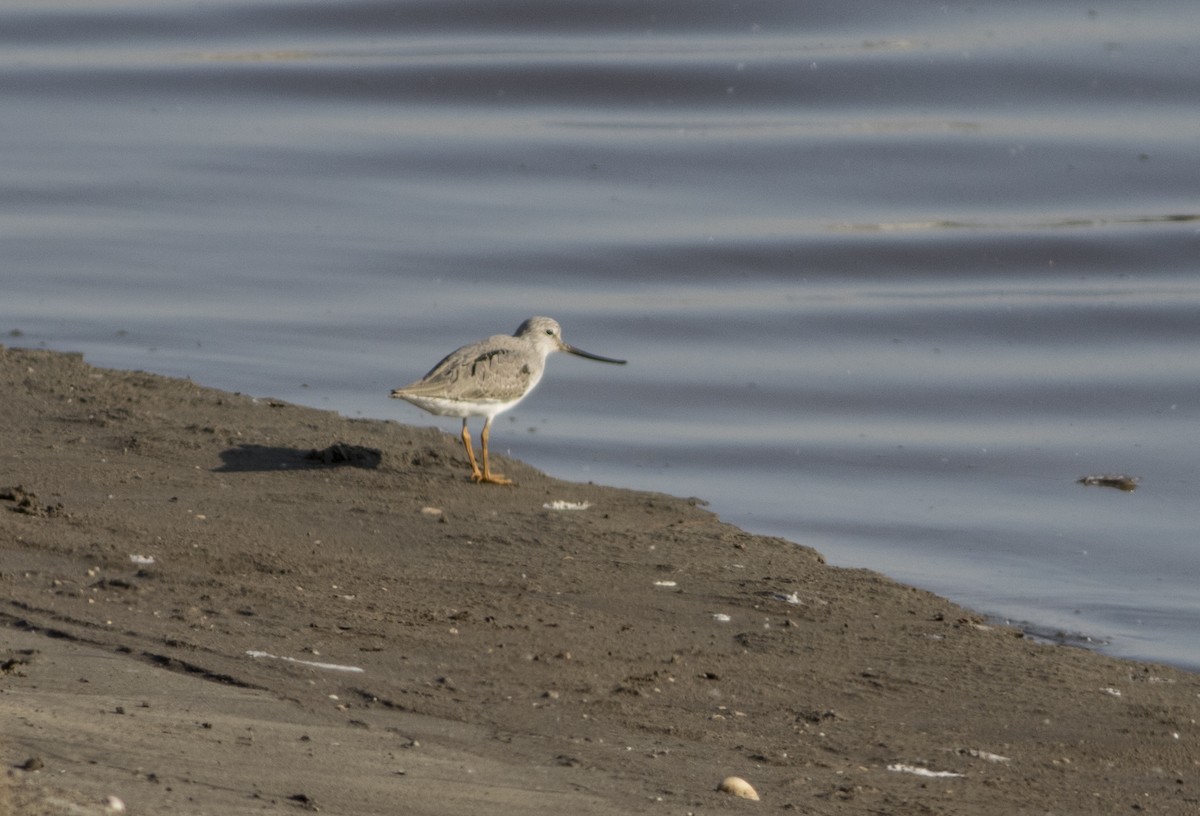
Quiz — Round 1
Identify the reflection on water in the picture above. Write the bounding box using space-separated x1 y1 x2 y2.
835 213 1200 232
4 0 1200 668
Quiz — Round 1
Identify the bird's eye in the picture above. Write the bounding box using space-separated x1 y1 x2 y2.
545 329 555 336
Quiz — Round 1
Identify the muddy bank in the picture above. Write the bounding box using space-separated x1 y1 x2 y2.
2 345 1197 814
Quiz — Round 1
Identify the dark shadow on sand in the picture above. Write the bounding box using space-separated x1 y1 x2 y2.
214 443 382 473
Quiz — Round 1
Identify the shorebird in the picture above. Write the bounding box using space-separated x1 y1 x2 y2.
390 316 626 485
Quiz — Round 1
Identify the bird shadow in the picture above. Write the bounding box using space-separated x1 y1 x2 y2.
214 443 383 473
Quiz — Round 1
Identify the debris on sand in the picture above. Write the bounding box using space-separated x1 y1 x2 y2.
0 485 65 517
305 443 382 468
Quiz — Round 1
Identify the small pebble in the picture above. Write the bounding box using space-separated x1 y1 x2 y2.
718 775 759 800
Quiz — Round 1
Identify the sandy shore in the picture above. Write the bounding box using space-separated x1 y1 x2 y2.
2 345 1198 815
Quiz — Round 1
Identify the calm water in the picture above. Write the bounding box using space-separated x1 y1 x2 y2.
4 1 1199 668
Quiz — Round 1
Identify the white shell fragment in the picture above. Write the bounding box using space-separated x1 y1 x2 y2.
129 554 155 565
543 500 592 510
966 748 1011 763
718 776 759 800
246 650 365 674
887 763 963 778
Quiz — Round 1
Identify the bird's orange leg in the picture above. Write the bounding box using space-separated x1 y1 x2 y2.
478 417 513 485
460 419 484 482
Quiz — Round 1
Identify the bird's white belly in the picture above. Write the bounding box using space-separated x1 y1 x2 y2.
399 393 527 419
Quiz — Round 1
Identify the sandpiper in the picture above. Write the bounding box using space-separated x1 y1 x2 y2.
390 316 626 485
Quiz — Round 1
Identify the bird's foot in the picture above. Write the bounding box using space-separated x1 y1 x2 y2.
472 470 514 486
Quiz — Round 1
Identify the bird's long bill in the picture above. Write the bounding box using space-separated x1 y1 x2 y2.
565 344 626 365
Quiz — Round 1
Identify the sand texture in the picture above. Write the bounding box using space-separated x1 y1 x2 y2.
2 345 1198 814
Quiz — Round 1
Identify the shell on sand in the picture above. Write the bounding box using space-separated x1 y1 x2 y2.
717 776 760 801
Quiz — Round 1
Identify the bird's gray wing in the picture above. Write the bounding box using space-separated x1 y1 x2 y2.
398 337 534 403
